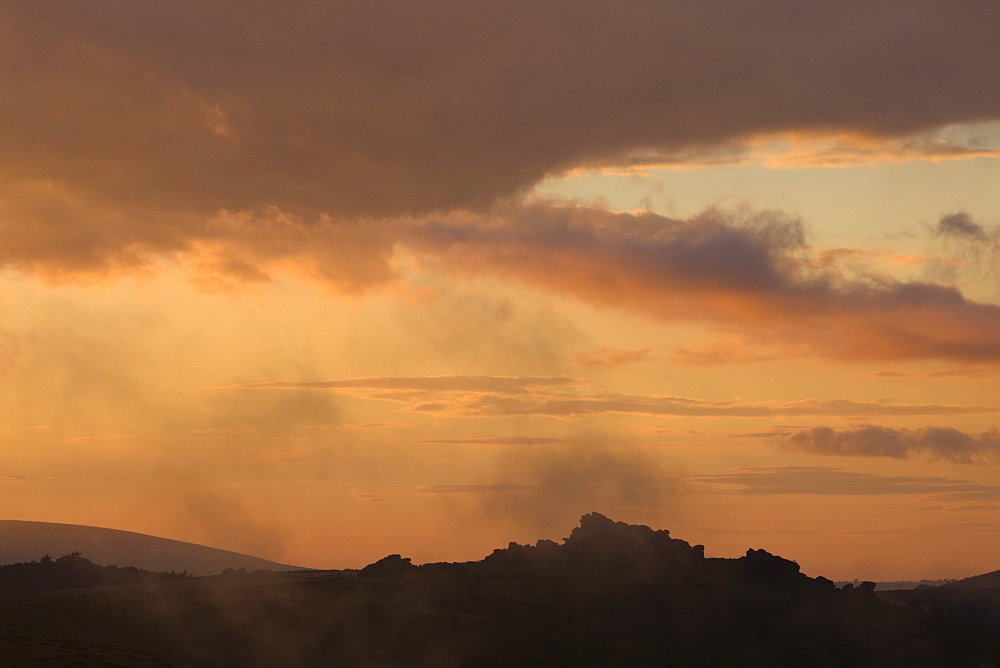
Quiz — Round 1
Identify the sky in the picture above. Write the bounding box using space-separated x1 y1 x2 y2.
2 1 1000 581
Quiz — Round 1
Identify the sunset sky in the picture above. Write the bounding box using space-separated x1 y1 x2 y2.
3 1 1000 581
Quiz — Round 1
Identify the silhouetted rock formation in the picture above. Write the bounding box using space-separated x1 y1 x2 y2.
740 548 799 576
358 553 416 577
479 512 704 583
2 513 997 665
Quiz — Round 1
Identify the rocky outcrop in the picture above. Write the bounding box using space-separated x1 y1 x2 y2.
478 512 705 585
358 553 416 577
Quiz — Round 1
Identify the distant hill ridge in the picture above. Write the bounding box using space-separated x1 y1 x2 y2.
836 579 955 591
0 520 304 576
945 568 1000 589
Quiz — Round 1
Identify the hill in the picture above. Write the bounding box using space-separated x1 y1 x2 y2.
876 565 1000 631
836 579 953 591
1 513 997 665
945 568 1000 589
0 520 303 576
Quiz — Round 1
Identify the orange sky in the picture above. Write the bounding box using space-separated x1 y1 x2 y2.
2 1 1000 581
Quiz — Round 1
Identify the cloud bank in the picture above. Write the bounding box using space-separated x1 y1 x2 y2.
404 202 1000 362
3 0 1000 273
4 2 1000 364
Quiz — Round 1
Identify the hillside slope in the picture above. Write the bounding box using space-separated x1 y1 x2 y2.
946 568 1000 589
0 520 303 575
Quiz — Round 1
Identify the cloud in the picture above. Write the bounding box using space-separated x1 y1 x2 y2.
6 3 1000 366
64 433 140 444
813 248 935 269
931 503 1000 513
864 368 993 380
781 425 1000 464
573 347 653 368
692 466 1000 496
414 396 994 420
187 208 396 293
610 131 1000 172
419 436 567 446
189 428 253 437
936 212 989 241
672 336 782 366
926 212 1000 302
226 374 996 419
229 375 583 393
867 371 908 379
356 484 538 502
0 475 59 483
3 1 1000 276
403 201 1000 362
922 368 993 379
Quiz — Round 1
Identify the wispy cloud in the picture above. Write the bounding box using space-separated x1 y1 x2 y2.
926 212 1000 301
189 427 253 436
865 368 993 380
780 425 1000 464
355 484 537 502
228 375 584 393
225 374 996 420
0 475 60 483
609 132 1000 173
419 436 567 446
923 368 993 379
64 433 141 444
412 396 996 420
573 347 653 368
692 466 1000 496
672 336 783 366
